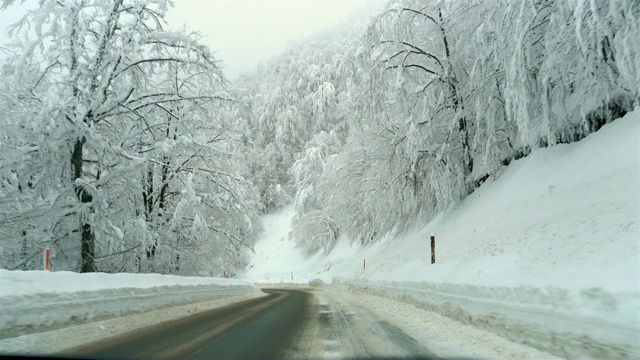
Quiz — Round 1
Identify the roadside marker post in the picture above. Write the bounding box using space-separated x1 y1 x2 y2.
430 234 436 264
363 259 366 270
44 248 50 271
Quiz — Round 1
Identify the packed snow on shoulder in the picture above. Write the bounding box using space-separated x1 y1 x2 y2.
0 270 262 337
243 110 640 359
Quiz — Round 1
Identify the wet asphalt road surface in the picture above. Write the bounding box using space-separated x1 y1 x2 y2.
66 288 437 359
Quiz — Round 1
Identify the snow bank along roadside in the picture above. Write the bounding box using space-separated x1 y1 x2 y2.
0 270 263 339
333 287 564 360
336 278 638 360
0 292 266 355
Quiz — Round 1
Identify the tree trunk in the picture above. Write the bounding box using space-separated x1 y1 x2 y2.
438 7 473 179
20 230 28 270
143 166 156 260
72 138 96 272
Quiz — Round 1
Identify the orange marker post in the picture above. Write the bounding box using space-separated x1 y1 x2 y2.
44 248 50 271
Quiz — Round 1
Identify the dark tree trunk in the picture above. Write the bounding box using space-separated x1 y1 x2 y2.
20 230 28 270
439 7 473 179
80 222 95 272
144 108 176 262
72 137 96 273
143 166 154 223
143 166 156 260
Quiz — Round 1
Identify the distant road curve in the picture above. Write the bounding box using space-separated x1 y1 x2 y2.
66 288 442 359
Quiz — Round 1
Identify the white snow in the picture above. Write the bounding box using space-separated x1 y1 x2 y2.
1 269 254 296
0 293 265 354
243 110 640 358
338 287 566 360
0 270 262 337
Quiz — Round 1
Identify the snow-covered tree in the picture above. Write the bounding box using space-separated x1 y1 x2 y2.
0 0 260 274
256 0 639 251
289 146 339 255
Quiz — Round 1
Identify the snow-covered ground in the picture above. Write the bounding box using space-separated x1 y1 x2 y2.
0 292 264 355
0 270 262 339
277 286 564 359
243 110 640 358
326 287 565 360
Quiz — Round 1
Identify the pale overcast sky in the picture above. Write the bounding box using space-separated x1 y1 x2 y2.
166 0 371 80
0 0 377 80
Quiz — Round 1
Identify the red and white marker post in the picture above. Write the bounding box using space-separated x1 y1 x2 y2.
44 248 50 271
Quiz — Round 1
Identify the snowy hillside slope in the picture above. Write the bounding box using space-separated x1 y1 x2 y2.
0 270 262 338
243 110 640 358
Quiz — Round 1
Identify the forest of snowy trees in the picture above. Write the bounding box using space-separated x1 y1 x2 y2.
0 0 638 274
238 0 639 255
0 0 261 275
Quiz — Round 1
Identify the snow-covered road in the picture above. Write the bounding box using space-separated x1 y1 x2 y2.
2 284 563 359
284 286 563 359
285 288 434 358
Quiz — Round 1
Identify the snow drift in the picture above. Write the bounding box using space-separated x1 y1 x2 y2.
339 279 638 359
0 270 262 338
